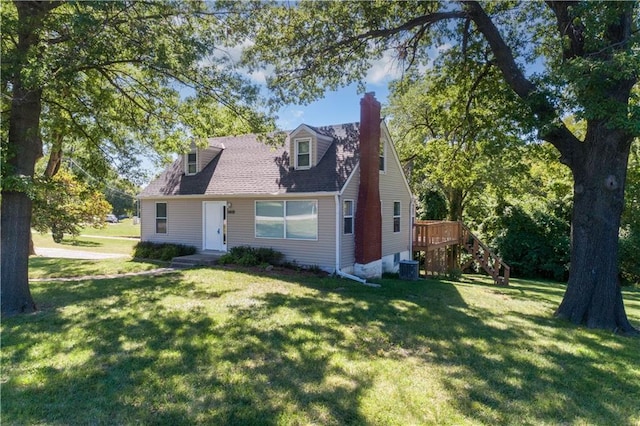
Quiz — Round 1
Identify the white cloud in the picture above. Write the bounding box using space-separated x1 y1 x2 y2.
365 49 404 85
276 107 305 129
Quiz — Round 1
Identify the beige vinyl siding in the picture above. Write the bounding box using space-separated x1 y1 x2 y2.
140 198 204 249
379 136 413 258
289 128 315 168
229 195 337 271
339 169 359 269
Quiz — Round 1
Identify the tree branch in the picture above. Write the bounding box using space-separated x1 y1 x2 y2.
463 1 581 165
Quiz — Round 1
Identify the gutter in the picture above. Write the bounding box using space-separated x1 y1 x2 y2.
334 194 380 288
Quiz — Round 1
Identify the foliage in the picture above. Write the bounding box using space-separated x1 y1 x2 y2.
1 1 274 185
218 245 284 267
385 55 530 221
132 241 196 262
620 138 640 286
31 168 111 243
483 204 570 281
619 227 640 287
3 270 639 424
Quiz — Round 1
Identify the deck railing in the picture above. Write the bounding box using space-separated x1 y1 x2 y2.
413 220 461 250
413 220 510 285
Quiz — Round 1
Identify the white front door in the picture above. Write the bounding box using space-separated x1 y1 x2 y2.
203 201 227 251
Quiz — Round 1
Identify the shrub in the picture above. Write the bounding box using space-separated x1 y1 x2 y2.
483 205 570 281
619 226 640 286
133 241 196 261
218 246 284 267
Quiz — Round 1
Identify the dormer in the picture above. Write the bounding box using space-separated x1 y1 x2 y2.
183 140 223 175
288 124 334 170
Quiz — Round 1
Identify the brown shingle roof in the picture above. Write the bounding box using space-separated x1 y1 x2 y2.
139 123 360 197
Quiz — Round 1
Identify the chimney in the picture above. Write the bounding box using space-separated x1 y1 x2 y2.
354 92 382 279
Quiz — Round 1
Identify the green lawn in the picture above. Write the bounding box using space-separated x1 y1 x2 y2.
79 218 141 238
32 231 139 255
3 267 639 425
31 218 141 255
28 257 167 279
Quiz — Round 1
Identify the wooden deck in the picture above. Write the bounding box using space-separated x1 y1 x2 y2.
413 220 510 285
413 220 462 251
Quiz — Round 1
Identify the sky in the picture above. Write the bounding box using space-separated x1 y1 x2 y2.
261 50 404 130
274 83 391 131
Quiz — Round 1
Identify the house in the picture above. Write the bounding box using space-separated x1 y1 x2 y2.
138 93 414 279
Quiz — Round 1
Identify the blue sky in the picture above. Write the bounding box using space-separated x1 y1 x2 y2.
275 83 391 130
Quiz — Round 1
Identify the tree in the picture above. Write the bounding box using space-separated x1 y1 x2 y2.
31 167 111 243
1 1 272 316
226 1 639 333
384 53 529 221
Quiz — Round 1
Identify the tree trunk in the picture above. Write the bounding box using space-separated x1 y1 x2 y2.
447 188 464 221
555 126 637 335
1 2 50 316
44 131 63 178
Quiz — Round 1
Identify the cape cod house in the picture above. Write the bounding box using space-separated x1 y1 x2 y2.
138 93 414 279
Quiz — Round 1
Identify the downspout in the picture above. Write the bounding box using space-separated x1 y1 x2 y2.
335 194 378 287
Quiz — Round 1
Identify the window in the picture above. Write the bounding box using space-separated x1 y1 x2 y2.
394 252 400 266
256 200 317 240
156 202 167 234
393 201 401 233
295 138 311 169
379 139 385 172
186 152 197 175
343 200 354 235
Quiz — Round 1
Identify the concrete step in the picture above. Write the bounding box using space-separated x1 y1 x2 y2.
170 253 222 268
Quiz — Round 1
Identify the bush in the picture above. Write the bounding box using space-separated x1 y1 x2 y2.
619 226 640 286
483 205 570 281
133 241 196 261
218 246 284 267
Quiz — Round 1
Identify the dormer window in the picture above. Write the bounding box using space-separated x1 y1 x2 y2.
295 138 311 170
186 151 197 175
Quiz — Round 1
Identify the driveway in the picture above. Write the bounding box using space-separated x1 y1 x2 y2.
35 247 130 260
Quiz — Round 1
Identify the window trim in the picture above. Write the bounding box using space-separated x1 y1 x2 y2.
393 201 401 233
343 199 354 235
255 199 318 241
155 202 167 234
185 151 198 175
294 137 312 170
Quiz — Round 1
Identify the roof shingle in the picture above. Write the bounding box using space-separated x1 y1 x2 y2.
139 123 361 197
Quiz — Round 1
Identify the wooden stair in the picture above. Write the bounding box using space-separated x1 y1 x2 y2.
459 223 510 286
413 220 510 285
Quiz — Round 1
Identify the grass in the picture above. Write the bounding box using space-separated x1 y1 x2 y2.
32 232 139 255
28 257 167 279
3 266 639 425
31 218 141 255
79 218 141 238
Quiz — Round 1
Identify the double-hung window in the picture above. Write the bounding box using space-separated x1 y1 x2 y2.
393 201 401 233
295 138 311 169
156 202 167 234
256 200 317 240
343 200 354 235
379 140 386 172
186 152 197 175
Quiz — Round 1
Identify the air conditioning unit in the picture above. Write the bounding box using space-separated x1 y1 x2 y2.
399 260 419 280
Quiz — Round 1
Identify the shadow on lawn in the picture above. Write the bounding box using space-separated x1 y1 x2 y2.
3 270 639 424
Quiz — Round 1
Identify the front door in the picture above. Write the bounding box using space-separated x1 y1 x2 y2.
203 201 227 251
